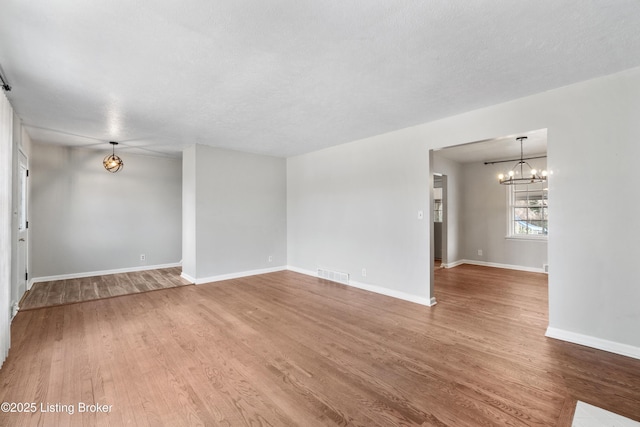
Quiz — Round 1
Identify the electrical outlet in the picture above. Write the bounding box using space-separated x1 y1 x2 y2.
362 268 367 277
477 249 483 256
268 255 273 263
140 254 146 261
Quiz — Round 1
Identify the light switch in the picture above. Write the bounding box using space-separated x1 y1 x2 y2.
418 210 424 220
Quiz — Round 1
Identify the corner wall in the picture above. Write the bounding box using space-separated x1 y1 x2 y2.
182 145 287 283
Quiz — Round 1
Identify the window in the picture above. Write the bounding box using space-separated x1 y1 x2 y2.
508 182 547 238
433 188 442 222
433 199 443 223
433 183 443 223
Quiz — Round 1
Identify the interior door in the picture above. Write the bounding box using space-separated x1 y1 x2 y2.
15 150 28 312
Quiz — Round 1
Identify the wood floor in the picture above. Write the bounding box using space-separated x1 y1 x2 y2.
20 267 192 310
1 265 639 426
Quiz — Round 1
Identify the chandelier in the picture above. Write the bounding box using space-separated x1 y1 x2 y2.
498 137 546 185
103 141 124 173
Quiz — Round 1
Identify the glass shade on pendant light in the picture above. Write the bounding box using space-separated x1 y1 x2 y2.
103 141 124 173
498 137 546 185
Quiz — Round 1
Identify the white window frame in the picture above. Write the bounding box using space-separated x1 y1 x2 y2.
506 182 548 240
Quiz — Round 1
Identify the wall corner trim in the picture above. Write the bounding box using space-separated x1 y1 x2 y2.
286 265 435 307
442 260 465 269
180 272 196 284
545 326 640 361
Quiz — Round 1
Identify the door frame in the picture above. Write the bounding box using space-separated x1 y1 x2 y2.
14 148 28 315
432 173 447 267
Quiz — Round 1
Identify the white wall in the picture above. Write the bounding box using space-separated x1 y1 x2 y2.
288 66 640 356
287 133 432 304
182 146 197 278
459 158 548 271
182 145 287 282
30 143 182 279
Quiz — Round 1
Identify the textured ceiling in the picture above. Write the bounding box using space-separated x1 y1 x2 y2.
1 1 640 158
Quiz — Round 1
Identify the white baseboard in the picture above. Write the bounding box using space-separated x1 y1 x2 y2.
546 326 640 360
286 265 316 276
286 265 435 307
442 259 464 268
180 272 196 283
191 266 287 285
29 262 183 288
10 302 19 322
448 259 546 274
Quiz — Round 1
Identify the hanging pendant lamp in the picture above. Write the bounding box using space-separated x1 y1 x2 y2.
103 141 124 173
497 137 546 185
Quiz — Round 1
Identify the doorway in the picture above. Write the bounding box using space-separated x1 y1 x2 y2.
429 129 548 273
433 174 446 268
14 149 28 316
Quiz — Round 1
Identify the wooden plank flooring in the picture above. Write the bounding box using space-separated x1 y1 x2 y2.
1 265 639 426
20 267 192 310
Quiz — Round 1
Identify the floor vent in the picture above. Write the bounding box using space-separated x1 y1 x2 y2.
317 268 350 285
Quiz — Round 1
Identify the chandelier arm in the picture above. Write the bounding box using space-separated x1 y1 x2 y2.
483 155 546 165
498 136 548 185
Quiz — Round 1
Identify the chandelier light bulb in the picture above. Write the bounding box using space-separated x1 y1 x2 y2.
508 170 515 177
531 168 537 175
498 173 504 180
542 170 548 177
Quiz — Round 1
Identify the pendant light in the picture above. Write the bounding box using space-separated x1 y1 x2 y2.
103 141 124 173
497 137 546 185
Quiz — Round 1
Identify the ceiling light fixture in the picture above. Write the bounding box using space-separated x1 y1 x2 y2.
103 141 124 173
497 137 547 185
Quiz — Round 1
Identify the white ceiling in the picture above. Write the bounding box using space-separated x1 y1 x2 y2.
1 1 640 158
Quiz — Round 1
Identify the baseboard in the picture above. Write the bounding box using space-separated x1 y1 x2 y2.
180 272 196 283
546 326 640 360
442 259 464 268
286 265 435 307
10 302 19 322
29 262 183 288
286 265 317 277
192 266 287 285
456 259 546 274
